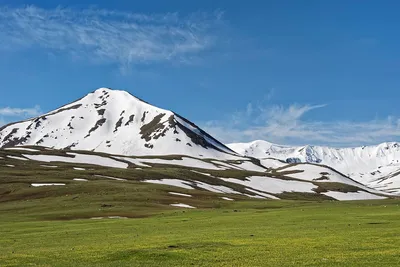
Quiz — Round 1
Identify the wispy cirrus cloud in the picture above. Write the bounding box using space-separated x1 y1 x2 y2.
201 101 400 147
0 105 42 126
0 105 41 117
0 6 224 67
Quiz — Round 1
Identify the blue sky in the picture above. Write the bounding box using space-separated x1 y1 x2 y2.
1 0 400 146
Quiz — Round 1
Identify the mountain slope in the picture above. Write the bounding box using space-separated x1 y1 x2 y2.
227 140 400 194
0 146 388 201
0 88 237 159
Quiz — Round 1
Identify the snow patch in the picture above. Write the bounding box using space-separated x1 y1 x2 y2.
7 155 28 161
322 191 387 200
220 176 317 194
195 181 242 194
232 161 267 172
5 147 39 152
94 175 126 181
140 157 223 170
170 203 196 209
73 167 85 171
221 197 234 201
246 188 280 199
31 183 65 187
23 153 128 169
190 170 214 176
73 178 88 181
112 156 151 167
143 179 194 190
40 165 58 168
168 192 192 197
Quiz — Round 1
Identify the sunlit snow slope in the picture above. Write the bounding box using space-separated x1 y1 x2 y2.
227 140 400 194
0 88 237 159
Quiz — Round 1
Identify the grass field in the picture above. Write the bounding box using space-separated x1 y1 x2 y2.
1 148 400 266
1 199 400 267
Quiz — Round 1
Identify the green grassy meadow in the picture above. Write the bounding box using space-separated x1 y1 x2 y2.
1 148 400 266
1 199 400 267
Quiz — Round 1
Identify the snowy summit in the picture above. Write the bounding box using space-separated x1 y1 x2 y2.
0 88 236 158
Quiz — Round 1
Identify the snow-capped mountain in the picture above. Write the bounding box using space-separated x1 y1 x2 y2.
0 88 237 158
227 140 400 194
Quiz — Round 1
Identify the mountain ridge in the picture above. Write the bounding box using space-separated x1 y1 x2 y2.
227 140 400 194
0 88 237 159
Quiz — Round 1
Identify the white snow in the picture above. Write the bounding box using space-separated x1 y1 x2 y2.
40 165 58 168
143 179 194 190
73 178 88 181
23 153 128 169
274 164 384 195
170 203 196 209
322 191 387 200
259 158 288 169
31 183 65 187
143 178 245 195
7 155 28 161
190 170 213 176
0 88 240 160
245 194 266 199
168 192 192 197
195 181 242 194
280 164 358 185
211 161 242 170
221 197 234 201
112 156 151 167
94 175 127 181
231 161 267 172
5 147 39 152
73 167 86 171
140 157 224 170
220 176 317 194
228 140 400 193
245 188 280 199
6 164 15 167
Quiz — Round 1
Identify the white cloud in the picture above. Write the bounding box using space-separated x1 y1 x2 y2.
0 105 41 117
0 6 224 66
201 102 400 147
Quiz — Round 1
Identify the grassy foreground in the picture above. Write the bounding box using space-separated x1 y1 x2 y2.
1 199 400 267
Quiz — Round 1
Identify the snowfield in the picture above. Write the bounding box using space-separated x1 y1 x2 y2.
228 140 400 194
140 157 224 170
143 179 194 190
322 191 386 200
23 153 128 169
220 176 318 194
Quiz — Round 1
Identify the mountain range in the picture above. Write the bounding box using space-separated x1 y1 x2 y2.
0 88 399 197
227 140 400 194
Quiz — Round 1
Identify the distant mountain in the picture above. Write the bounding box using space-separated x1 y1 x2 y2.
0 88 236 159
227 140 400 194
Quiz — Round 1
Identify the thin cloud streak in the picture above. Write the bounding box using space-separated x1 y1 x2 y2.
0 105 41 117
0 6 224 66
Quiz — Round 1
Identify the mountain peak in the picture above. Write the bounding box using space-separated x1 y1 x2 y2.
0 88 237 159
